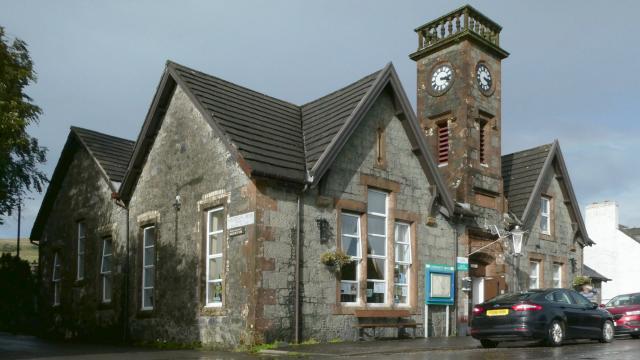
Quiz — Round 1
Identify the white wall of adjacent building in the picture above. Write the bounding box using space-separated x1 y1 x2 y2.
584 201 640 303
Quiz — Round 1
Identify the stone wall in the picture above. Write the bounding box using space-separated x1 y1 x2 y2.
258 90 457 342
126 85 255 347
521 166 584 289
39 144 126 341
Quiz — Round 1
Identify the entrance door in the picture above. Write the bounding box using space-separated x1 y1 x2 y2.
484 278 499 302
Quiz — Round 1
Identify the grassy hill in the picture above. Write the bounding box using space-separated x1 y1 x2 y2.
0 238 39 264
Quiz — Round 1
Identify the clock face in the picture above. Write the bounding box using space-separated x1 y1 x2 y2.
430 65 453 94
476 63 492 93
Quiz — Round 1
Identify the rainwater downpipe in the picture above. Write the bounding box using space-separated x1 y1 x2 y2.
295 183 309 344
113 194 130 343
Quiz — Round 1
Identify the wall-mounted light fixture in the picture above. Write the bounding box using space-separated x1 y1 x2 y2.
173 194 181 211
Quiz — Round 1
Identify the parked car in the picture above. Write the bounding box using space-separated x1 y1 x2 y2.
470 289 615 348
604 292 640 338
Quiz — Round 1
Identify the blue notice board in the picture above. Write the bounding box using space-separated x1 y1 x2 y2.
425 264 455 305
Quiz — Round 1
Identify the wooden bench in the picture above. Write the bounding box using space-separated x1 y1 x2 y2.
353 310 421 340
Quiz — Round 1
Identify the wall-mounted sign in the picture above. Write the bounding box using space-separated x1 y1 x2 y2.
227 211 254 229
456 256 469 271
425 264 455 305
228 227 245 237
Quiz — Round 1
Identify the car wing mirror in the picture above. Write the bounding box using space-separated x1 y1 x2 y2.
599 303 606 308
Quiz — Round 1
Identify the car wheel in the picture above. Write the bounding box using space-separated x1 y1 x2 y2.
632 334 640 339
480 339 499 348
599 320 614 343
546 320 564 347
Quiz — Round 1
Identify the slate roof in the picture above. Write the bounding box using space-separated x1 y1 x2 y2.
301 70 381 170
120 60 456 213
30 128 135 240
502 143 552 219
583 264 611 282
71 127 135 183
170 63 306 182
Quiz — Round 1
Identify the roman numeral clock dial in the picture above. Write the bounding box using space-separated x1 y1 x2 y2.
476 63 493 95
429 64 453 95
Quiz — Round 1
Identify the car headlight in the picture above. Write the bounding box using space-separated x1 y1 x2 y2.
625 310 640 316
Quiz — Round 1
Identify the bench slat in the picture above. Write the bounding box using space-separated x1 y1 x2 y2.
354 310 412 318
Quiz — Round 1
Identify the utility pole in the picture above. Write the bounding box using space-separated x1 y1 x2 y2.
16 198 21 258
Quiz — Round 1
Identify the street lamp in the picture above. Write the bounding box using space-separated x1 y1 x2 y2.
511 226 524 256
509 225 527 292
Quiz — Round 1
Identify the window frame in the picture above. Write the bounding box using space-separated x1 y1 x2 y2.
552 263 562 288
100 237 113 303
529 261 540 289
205 206 224 307
366 189 388 305
76 222 86 281
339 212 361 304
540 197 551 235
141 225 156 311
52 252 61 306
393 221 411 305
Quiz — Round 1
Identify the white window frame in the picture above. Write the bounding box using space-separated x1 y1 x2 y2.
100 237 113 303
367 189 388 305
205 207 224 307
340 212 361 304
553 263 562 288
394 222 411 305
529 261 540 289
76 222 86 280
540 197 551 235
52 252 61 306
141 225 155 310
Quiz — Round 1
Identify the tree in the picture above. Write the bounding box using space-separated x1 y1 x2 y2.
0 26 47 224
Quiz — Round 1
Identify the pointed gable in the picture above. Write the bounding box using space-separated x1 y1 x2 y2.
502 141 593 246
502 143 552 219
168 62 306 182
30 128 135 240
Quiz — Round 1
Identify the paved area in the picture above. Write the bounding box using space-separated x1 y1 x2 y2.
2 332 640 359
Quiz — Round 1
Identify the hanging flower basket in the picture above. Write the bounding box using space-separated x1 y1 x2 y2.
320 250 351 273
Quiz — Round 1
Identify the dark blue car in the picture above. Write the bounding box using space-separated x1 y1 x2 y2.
470 289 615 348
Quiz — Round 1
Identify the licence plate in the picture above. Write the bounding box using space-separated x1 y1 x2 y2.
486 309 509 316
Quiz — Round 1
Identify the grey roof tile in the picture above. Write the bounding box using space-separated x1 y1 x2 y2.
302 70 381 170
583 264 611 281
71 127 135 182
502 143 552 218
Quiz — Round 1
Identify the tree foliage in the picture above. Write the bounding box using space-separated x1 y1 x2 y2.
0 253 37 333
0 26 47 224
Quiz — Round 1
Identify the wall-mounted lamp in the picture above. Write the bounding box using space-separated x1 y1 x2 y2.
173 194 181 211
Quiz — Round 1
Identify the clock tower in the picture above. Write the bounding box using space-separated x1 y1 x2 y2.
410 5 509 213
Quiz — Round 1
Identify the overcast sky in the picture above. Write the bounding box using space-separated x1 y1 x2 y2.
1 0 639 239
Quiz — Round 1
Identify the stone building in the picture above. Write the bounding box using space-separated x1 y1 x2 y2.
30 127 134 340
409 5 593 335
31 4 593 347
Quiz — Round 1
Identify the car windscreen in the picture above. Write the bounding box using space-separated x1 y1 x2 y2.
608 294 640 307
487 292 540 303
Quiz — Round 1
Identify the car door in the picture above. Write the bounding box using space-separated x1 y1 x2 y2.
551 290 583 338
570 290 603 337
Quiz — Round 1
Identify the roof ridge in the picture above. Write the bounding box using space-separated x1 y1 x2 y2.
70 126 135 144
166 60 300 109
502 142 553 157
301 68 383 108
